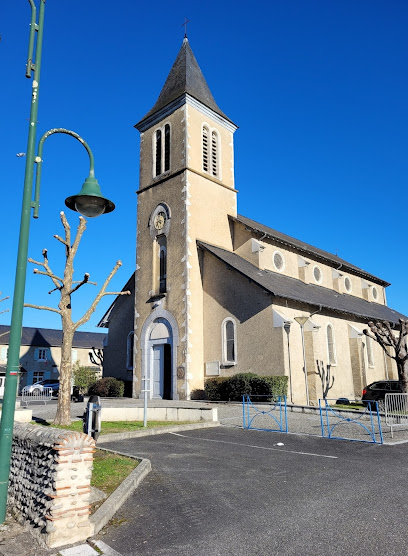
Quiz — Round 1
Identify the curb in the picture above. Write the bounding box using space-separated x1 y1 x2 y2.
91 455 151 536
96 421 220 444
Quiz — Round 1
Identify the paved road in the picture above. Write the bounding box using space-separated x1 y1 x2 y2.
96 427 408 556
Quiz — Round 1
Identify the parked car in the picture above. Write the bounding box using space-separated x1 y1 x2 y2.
362 380 402 410
23 379 60 396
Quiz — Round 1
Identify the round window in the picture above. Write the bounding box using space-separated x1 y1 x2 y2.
273 251 284 271
344 277 352 293
372 286 378 300
313 265 322 283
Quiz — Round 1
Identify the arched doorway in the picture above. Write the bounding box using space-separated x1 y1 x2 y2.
149 319 172 399
140 309 179 401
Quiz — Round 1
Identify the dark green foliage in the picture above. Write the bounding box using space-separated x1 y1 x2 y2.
204 373 288 401
190 389 206 400
89 377 125 398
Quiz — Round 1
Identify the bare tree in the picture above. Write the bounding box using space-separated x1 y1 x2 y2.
25 212 130 425
0 293 10 340
315 359 334 399
89 346 103 366
0 292 10 317
363 319 408 392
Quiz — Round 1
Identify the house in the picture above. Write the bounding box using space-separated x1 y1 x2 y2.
0 325 105 393
99 38 406 404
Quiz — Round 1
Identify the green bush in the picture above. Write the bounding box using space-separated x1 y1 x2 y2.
89 377 125 398
204 377 229 401
73 363 99 395
190 389 206 400
204 373 288 401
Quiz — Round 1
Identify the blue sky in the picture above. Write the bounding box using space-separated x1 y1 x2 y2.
1 0 407 332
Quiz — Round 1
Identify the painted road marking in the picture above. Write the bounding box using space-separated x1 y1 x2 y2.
169 432 338 459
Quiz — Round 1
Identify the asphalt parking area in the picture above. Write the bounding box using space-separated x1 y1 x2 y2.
96 426 408 556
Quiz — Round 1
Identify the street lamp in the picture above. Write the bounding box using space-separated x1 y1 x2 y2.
294 316 310 406
0 0 114 523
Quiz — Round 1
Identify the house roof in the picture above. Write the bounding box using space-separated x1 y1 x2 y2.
135 38 235 129
198 241 406 325
234 214 389 286
0 326 106 349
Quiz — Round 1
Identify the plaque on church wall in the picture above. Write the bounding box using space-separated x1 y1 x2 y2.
205 361 220 376
177 366 185 379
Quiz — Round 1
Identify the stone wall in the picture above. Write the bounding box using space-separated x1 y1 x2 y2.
8 423 95 548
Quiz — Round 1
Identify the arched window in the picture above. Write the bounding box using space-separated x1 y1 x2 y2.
154 124 171 177
164 124 170 172
211 130 218 177
202 126 209 172
155 129 162 176
326 324 337 365
159 244 167 294
222 318 237 365
126 331 134 370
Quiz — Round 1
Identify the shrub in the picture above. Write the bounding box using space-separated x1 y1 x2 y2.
204 373 288 401
89 377 125 398
190 389 206 400
73 363 99 395
204 377 229 401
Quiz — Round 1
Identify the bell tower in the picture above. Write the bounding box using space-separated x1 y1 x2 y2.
133 38 238 400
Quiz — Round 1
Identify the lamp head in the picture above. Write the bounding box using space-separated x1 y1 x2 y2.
65 177 115 218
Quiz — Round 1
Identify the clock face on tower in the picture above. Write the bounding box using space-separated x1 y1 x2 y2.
154 211 166 230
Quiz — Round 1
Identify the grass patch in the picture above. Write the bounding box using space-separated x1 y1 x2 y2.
333 403 366 411
32 419 192 434
92 449 138 496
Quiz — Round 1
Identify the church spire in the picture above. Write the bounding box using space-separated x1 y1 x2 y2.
135 39 235 130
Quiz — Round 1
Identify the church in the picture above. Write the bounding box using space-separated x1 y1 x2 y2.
99 38 405 404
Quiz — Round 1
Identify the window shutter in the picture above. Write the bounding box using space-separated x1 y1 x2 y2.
0 347 7 361
72 349 78 363
34 348 39 360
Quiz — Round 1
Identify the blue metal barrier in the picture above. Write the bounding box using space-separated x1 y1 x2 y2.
319 399 383 444
242 395 288 433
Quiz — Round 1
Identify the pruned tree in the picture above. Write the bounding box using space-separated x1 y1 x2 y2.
315 359 334 399
0 292 10 340
89 346 103 366
363 319 408 392
25 212 130 425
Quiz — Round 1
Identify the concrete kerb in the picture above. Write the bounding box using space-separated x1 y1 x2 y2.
90 455 151 536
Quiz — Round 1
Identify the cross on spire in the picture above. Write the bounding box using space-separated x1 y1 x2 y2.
181 17 190 38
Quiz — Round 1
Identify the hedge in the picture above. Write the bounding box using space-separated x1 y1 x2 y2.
88 377 125 397
203 373 288 401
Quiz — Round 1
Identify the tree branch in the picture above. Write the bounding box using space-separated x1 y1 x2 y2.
74 260 130 330
69 273 91 295
24 303 62 314
54 234 69 246
70 216 87 258
32 268 64 283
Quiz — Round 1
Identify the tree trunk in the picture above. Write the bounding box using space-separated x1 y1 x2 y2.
397 360 408 393
53 326 74 425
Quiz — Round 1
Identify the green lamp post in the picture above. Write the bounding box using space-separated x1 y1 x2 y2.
0 0 114 523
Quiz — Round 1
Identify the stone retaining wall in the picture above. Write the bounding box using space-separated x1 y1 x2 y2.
100 406 218 422
9 423 95 548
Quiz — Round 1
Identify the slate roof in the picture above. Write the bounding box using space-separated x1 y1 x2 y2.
198 241 406 325
136 38 235 129
0 326 106 348
234 214 389 286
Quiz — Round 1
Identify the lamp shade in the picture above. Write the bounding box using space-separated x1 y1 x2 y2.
65 177 115 217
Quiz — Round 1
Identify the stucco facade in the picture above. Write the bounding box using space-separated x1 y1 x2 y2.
99 38 405 404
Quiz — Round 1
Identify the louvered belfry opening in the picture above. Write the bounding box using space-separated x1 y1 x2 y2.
202 126 209 172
